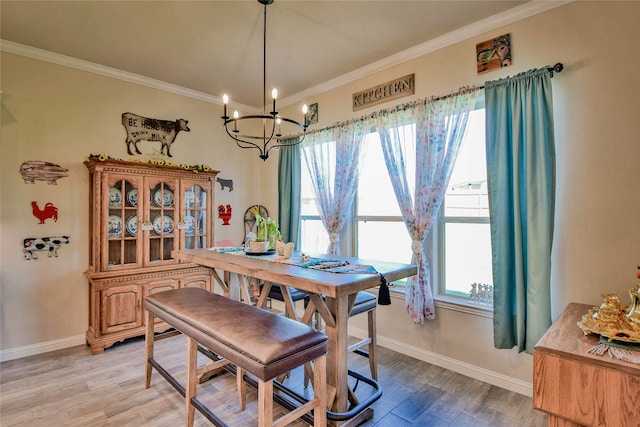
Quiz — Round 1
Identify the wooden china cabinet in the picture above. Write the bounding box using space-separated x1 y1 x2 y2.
84 158 219 353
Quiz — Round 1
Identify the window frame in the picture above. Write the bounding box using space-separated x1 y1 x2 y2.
432 104 493 313
298 100 493 313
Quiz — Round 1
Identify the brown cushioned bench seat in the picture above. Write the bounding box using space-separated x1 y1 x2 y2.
144 287 327 427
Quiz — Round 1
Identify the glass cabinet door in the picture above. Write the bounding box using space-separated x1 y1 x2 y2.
181 183 209 249
145 179 177 265
104 175 141 270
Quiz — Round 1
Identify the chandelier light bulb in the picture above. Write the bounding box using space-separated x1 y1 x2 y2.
222 94 229 118
271 88 278 115
302 104 308 127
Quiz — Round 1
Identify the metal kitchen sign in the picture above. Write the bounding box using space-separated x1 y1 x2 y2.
352 74 415 111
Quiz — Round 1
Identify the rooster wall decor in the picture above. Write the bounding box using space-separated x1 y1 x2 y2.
32 201 59 224
217 204 232 225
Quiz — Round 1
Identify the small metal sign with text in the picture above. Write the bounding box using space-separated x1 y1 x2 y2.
352 74 415 111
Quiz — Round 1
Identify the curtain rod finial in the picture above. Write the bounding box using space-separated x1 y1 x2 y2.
548 63 564 77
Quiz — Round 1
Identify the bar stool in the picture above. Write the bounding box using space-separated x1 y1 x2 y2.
346 291 378 380
264 284 309 320
306 291 378 381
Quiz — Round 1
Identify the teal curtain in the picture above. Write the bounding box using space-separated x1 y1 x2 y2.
485 68 555 353
277 143 301 247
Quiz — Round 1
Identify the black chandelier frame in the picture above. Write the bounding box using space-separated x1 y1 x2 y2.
221 0 308 160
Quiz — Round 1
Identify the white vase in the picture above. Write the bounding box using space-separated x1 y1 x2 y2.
249 240 270 253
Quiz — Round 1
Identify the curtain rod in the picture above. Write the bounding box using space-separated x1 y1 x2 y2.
304 63 564 136
429 62 564 102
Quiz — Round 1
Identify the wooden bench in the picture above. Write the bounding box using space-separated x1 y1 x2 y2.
144 287 327 427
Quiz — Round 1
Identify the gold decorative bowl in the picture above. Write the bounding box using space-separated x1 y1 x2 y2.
578 285 640 343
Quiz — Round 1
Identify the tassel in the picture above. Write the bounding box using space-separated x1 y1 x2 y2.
378 274 391 305
587 336 640 365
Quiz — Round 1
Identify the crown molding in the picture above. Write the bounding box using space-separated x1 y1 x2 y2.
2 0 571 110
280 0 573 106
0 39 259 113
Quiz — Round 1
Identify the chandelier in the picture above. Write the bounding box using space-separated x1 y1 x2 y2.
221 0 309 161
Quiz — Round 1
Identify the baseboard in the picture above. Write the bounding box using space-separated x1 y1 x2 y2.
3 328 533 397
349 326 533 397
0 334 86 362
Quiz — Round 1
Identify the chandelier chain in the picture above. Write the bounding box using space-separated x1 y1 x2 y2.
221 0 309 160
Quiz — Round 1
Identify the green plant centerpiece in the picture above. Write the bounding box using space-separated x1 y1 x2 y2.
253 208 281 250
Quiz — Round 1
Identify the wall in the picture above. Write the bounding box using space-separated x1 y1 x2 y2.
278 1 640 394
0 53 272 356
1 1 639 396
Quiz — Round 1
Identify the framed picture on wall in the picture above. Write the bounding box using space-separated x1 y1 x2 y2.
307 103 318 125
476 33 511 74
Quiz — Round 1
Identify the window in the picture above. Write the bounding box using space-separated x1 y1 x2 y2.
438 108 493 304
299 107 492 304
299 143 330 254
355 131 413 265
299 132 412 267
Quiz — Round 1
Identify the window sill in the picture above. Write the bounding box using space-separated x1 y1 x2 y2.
433 295 493 318
386 285 493 318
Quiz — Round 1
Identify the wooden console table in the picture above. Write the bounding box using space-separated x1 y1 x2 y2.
533 302 640 426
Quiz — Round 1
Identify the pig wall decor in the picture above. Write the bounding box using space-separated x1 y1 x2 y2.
19 161 68 184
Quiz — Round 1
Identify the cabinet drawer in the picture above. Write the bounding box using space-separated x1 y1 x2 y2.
181 273 211 290
143 278 180 324
101 284 141 334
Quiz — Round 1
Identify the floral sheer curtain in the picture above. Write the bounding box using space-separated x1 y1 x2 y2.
301 120 370 255
374 89 479 323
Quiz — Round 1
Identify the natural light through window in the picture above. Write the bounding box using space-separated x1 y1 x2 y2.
439 108 493 303
299 107 493 305
299 142 330 254
356 131 413 265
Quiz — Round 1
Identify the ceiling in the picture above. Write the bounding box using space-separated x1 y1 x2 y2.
1 0 534 110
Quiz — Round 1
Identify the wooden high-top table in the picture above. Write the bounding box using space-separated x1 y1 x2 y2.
172 248 416 426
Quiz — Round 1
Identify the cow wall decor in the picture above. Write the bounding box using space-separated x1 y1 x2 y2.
121 112 190 157
23 236 69 260
216 177 234 191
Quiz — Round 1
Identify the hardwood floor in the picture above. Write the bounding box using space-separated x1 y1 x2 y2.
1 334 547 426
